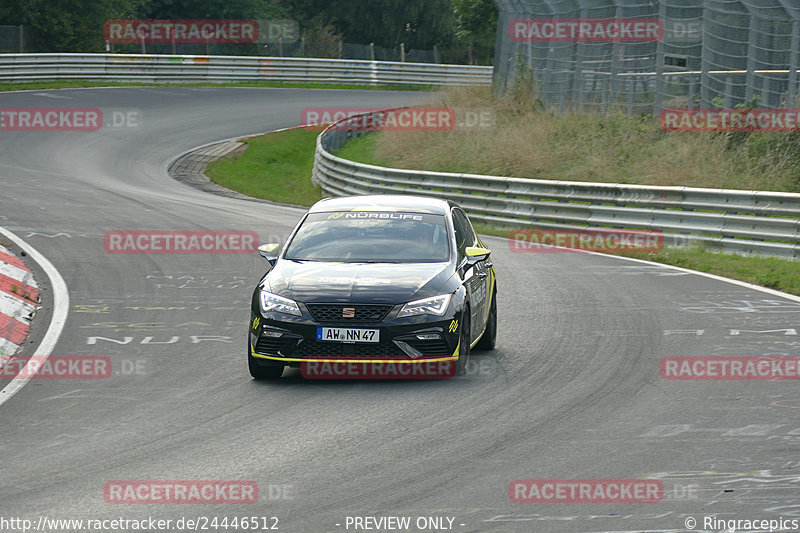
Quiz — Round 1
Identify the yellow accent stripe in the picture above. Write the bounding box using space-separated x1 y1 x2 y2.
251 338 461 363
470 266 496 348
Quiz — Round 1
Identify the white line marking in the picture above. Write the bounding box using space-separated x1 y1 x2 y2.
0 226 69 407
32 92 72 99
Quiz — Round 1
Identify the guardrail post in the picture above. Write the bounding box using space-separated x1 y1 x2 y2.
370 58 378 86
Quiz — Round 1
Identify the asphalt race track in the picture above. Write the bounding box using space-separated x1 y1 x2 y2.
1 87 800 533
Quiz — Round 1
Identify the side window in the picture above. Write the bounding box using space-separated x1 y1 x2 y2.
452 208 476 252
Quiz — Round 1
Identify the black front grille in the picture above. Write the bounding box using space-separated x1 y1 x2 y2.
255 336 296 355
295 339 407 358
404 339 453 356
306 304 393 323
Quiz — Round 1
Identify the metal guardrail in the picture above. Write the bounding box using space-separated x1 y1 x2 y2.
0 53 492 86
312 109 800 259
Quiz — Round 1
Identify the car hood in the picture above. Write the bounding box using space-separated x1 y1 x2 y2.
264 260 454 304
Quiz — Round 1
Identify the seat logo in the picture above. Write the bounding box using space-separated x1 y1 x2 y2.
342 307 356 318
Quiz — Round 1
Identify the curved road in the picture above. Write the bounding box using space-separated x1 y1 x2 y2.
1 87 799 533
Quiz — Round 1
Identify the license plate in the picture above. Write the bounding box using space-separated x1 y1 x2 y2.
316 327 380 343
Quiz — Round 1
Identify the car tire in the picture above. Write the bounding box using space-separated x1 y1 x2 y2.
248 341 284 380
455 307 471 376
475 291 497 351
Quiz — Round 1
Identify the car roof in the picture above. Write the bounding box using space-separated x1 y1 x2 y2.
308 195 451 215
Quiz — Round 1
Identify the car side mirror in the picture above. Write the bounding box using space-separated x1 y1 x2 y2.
258 243 280 266
464 246 491 268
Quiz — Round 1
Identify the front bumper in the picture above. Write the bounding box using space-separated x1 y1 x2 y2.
248 312 460 367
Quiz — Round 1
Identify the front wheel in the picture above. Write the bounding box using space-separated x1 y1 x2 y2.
455 308 471 376
475 291 497 351
248 341 284 380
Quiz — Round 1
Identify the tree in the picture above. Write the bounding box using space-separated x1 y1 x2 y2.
144 0 285 20
453 0 497 64
1 0 149 52
287 0 457 50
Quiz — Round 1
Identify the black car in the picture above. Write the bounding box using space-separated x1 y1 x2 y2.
248 195 497 379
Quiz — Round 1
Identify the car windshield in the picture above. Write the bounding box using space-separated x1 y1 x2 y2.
284 211 450 263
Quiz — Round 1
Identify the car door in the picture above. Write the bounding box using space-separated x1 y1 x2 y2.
451 207 488 345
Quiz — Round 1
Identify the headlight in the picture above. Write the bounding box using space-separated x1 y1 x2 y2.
397 294 452 318
260 291 302 316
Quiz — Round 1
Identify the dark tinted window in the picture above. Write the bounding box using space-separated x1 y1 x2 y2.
452 208 476 253
284 211 450 263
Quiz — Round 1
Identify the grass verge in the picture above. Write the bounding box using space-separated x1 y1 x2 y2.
341 86 800 192
205 127 323 207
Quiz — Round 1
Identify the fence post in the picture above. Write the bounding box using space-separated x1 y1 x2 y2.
724 76 733 107
18 25 23 53
654 1 667 116
790 21 799 107
700 5 710 108
626 77 634 115
369 42 375 61
745 15 757 103
400 42 405 62
610 5 624 107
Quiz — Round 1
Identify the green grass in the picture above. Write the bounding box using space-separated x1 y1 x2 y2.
0 80 432 93
350 86 800 192
639 246 800 295
205 127 324 207
334 134 392 167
